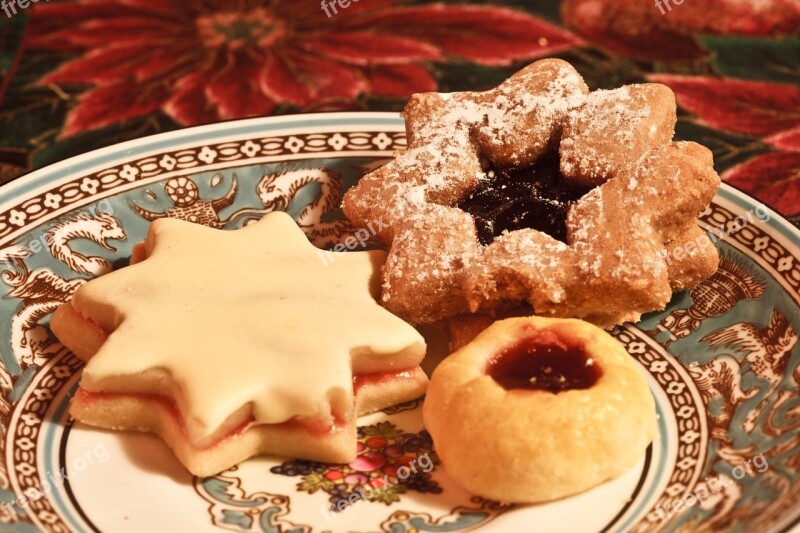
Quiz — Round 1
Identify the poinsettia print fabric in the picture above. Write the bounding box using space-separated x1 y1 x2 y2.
648 76 800 213
0 0 798 218
26 1 579 134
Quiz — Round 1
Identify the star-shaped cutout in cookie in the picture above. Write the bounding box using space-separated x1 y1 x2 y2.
52 212 426 475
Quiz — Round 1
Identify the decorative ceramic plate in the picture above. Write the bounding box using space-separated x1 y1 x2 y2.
0 113 798 533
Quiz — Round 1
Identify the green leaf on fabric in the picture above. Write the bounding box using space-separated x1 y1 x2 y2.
495 0 563 24
0 50 80 161
435 62 516 93
0 15 28 78
29 114 173 169
702 37 800 85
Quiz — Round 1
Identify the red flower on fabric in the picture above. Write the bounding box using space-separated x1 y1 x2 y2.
651 75 800 213
28 0 581 137
561 0 800 61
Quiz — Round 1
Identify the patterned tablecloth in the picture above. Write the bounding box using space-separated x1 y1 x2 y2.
0 0 798 224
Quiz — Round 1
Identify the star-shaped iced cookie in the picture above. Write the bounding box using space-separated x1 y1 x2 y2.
51 212 427 476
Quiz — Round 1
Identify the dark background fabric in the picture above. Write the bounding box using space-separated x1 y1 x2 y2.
1 0 799 224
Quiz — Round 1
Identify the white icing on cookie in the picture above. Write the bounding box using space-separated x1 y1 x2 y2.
71 212 426 443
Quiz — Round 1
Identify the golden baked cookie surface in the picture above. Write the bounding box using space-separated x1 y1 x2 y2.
423 316 657 503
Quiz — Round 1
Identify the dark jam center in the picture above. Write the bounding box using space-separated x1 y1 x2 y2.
486 330 602 392
456 150 590 245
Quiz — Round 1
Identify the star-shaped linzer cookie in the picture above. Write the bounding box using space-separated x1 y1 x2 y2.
343 58 720 328
51 212 427 476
